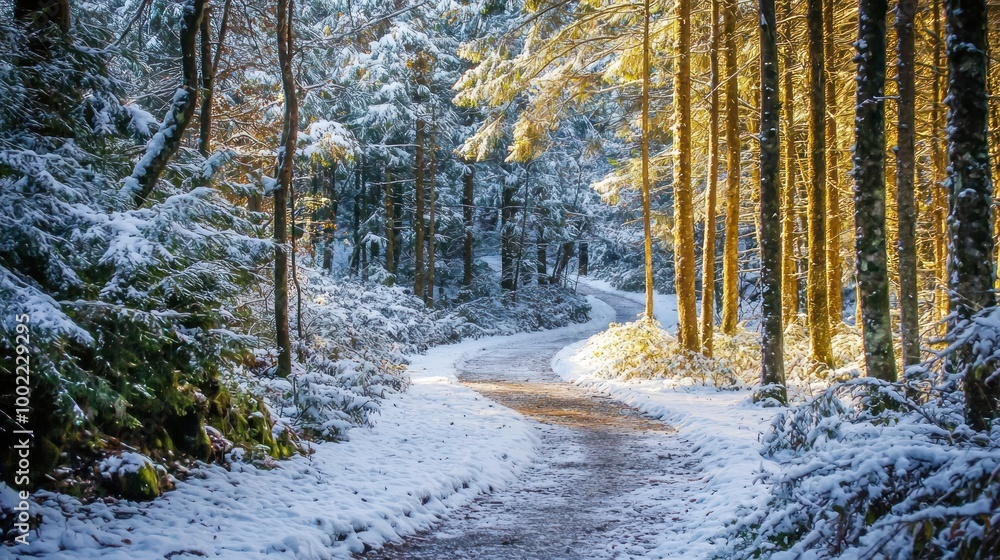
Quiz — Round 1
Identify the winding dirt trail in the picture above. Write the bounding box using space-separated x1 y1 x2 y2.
363 288 699 559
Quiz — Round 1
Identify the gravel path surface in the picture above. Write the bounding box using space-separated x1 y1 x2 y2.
362 287 699 559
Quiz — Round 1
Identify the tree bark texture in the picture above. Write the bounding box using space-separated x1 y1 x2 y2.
853 0 897 382
674 0 698 349
943 0 998 430
758 0 787 402
824 0 844 325
807 0 833 367
273 0 297 378
700 0 721 357
721 0 742 335
895 0 920 368
128 0 206 207
641 0 655 320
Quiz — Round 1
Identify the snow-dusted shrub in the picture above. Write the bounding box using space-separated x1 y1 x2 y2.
780 318 865 392
251 270 589 439
721 310 1000 559
453 284 591 337
575 320 740 386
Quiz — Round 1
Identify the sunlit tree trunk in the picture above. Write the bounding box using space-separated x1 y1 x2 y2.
944 0 997 430
853 0 897 381
758 0 787 403
700 0 721 357
273 0 297 378
806 0 833 367
640 0 655 320
895 0 920 368
674 0 699 349
720 0 741 335
780 0 799 329
824 0 843 326
932 0 949 324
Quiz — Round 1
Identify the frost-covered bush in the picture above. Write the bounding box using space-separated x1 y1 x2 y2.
250 269 590 439
720 308 1000 560
453 284 591 337
574 320 741 386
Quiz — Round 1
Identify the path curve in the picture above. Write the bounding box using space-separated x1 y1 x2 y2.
362 286 698 559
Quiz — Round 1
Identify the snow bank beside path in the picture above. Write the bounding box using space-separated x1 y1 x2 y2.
553 296 780 559
576 277 679 330
7 309 611 560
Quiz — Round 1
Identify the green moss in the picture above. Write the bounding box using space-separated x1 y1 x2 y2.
119 461 161 501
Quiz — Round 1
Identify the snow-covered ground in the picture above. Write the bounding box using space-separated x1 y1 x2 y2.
9 277 777 559
554 282 780 559
6 312 613 559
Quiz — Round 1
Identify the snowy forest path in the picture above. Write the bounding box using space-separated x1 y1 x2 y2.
362 287 700 559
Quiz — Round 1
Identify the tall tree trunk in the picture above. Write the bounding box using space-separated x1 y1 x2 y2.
640 0 655 320
720 0 741 335
199 0 232 157
944 0 997 430
674 0 698 349
932 0 949 324
463 162 475 287
384 168 396 283
853 0 897 382
350 163 361 276
701 0 721 357
127 0 206 207
501 183 517 291
414 117 426 300
537 228 548 283
197 6 213 157
578 242 589 276
758 0 787 403
895 0 920 368
273 0 297 378
325 162 339 273
824 0 843 325
426 132 436 306
780 0 800 328
807 0 833 367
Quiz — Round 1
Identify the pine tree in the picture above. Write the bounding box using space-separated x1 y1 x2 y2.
273 0 297 378
641 0 655 320
780 0 800 328
462 161 475 288
674 0 699 349
932 0 949 323
824 0 844 326
853 0 897 382
720 0 742 335
895 0 920 368
943 0 997 430
700 0 721 356
758 0 787 403
807 0 833 367
124 0 206 207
